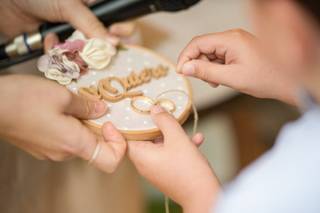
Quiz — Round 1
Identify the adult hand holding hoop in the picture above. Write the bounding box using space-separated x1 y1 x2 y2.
0 75 127 173
0 0 133 173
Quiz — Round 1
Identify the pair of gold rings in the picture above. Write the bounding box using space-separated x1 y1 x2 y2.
130 96 176 114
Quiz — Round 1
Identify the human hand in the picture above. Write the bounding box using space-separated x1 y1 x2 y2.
177 29 299 106
0 0 136 47
0 75 126 173
128 106 220 213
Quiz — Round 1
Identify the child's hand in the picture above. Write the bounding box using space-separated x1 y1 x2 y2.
0 75 126 173
177 29 299 105
128 106 220 213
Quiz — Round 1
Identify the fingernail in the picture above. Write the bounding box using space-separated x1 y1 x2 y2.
105 122 114 131
151 105 165 114
95 101 106 113
182 62 195 76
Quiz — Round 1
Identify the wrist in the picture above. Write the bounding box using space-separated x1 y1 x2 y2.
183 204 211 213
275 83 299 107
181 180 220 213
182 196 214 213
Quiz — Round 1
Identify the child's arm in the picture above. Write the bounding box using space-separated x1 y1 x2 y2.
128 106 220 213
177 29 299 106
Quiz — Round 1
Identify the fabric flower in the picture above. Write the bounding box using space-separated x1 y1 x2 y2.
80 38 116 70
44 68 72 85
37 31 117 85
64 51 88 74
37 47 82 85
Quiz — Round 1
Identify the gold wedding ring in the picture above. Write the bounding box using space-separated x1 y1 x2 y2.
155 99 176 113
130 96 155 114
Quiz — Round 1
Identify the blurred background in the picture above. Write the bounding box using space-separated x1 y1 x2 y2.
0 0 300 213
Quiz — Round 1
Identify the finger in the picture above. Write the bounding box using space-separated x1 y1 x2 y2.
128 140 160 173
198 55 219 88
191 133 204 147
64 93 107 119
93 122 127 173
150 105 189 144
62 119 99 162
62 1 110 39
198 54 210 62
180 59 237 86
72 121 127 173
44 33 59 52
109 22 136 38
177 33 229 72
128 140 158 157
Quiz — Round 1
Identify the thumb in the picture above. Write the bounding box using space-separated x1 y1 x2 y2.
181 60 236 86
64 93 107 119
150 105 189 145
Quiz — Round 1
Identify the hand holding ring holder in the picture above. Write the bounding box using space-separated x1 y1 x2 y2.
66 45 192 141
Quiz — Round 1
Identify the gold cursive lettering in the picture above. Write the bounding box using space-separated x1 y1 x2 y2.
79 65 169 102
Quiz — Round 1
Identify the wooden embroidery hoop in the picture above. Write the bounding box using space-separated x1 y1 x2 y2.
80 45 193 141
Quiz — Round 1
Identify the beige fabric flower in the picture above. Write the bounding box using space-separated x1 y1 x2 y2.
80 38 116 70
44 68 72 85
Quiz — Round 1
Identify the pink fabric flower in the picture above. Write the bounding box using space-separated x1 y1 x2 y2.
64 51 88 74
54 40 85 53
